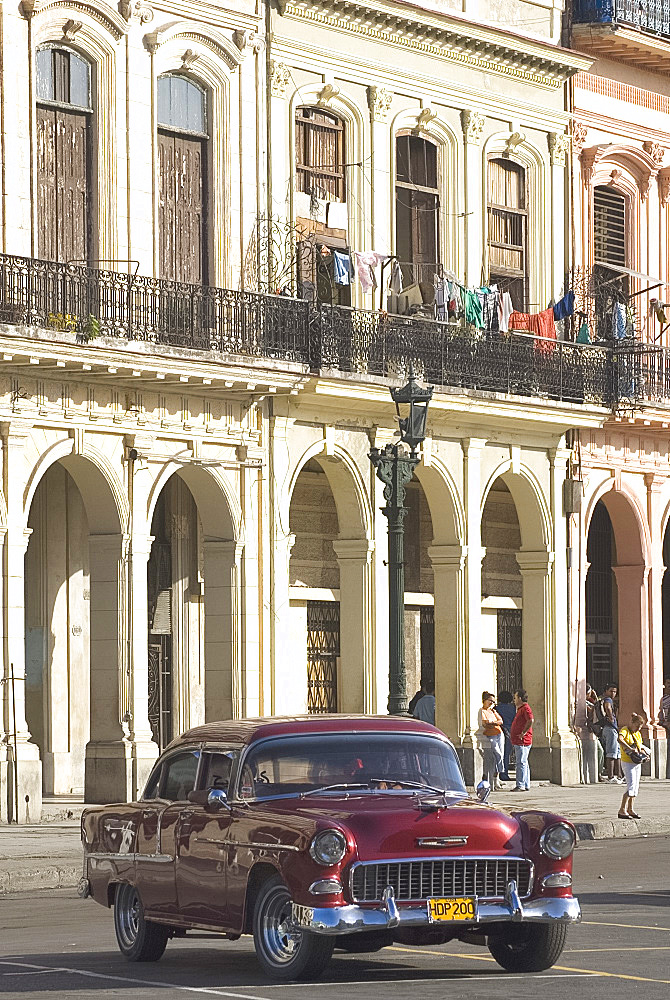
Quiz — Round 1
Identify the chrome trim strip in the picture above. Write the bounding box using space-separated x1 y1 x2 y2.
348 855 535 902
198 838 301 852
86 852 174 863
292 892 581 936
541 871 572 888
417 837 468 848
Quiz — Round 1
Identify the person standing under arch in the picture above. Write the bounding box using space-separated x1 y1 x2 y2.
510 688 533 791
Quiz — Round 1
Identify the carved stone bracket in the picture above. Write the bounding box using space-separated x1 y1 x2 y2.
504 130 526 157
270 61 291 98
63 18 83 39
572 121 588 155
548 131 570 167
580 146 600 186
460 109 485 144
659 167 670 207
368 86 392 123
318 82 340 106
643 140 665 167
415 107 437 132
181 48 199 69
119 0 153 24
232 29 265 56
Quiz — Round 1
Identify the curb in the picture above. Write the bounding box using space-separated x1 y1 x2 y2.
575 816 670 841
0 864 80 894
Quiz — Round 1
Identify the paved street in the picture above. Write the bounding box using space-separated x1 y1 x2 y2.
0 836 668 999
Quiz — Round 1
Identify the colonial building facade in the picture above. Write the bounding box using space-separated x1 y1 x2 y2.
0 0 624 821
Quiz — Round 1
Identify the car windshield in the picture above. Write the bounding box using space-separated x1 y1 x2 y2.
237 733 466 801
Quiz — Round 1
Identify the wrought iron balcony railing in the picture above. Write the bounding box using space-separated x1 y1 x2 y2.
0 252 616 407
573 0 670 37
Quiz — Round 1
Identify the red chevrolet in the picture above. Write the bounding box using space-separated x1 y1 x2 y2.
80 716 580 981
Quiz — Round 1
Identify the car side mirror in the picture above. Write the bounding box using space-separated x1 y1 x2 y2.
207 788 231 812
476 780 491 803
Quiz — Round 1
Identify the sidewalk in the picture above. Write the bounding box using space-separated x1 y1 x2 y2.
1 779 668 894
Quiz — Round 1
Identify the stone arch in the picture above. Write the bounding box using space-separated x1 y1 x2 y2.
150 29 236 287
33 12 120 261
146 460 241 542
585 480 649 567
286 441 371 542
415 456 465 547
481 460 551 552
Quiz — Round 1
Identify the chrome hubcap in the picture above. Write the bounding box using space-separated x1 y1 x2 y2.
116 884 141 950
261 887 303 965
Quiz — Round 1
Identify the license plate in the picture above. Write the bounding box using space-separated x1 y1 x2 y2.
427 897 477 922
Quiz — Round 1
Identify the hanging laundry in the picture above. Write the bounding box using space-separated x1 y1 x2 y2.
509 307 556 353
353 251 387 294
476 286 500 332
333 251 352 286
612 301 628 339
553 290 575 321
389 260 404 294
576 321 591 344
448 281 462 320
498 291 514 334
464 289 484 329
650 298 668 324
434 275 450 321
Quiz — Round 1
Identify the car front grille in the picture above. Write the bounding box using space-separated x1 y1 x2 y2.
350 857 533 903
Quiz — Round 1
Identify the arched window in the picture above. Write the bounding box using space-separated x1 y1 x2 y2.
157 74 208 284
36 46 93 263
592 185 628 337
487 158 527 310
395 134 440 286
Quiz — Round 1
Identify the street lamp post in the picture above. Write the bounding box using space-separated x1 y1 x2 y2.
369 366 433 714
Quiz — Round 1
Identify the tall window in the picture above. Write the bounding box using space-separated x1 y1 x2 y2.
487 158 528 309
157 74 208 284
594 186 626 269
36 46 93 263
295 108 345 201
395 134 439 285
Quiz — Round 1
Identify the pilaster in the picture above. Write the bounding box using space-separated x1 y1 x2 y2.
460 111 485 287
428 544 466 744
203 539 244 721
333 538 375 713
461 438 486 776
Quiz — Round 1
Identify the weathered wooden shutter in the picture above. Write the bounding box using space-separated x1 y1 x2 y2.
37 106 89 263
37 107 58 262
159 131 206 284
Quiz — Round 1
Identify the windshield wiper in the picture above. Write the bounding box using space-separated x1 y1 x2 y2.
369 777 447 795
300 783 370 797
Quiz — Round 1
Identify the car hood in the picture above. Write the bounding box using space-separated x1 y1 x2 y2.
244 793 525 859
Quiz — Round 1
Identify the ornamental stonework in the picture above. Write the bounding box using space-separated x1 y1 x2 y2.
460 109 485 144
270 61 291 98
643 141 665 166
548 131 570 167
368 86 392 123
571 121 588 155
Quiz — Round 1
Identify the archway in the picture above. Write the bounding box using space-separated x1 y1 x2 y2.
24 452 124 800
287 452 370 714
585 500 616 696
146 466 239 741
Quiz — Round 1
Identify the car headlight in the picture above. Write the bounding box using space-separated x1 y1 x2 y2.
309 829 347 865
540 822 576 860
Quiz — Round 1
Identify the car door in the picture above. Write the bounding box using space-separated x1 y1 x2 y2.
136 748 202 919
175 747 238 928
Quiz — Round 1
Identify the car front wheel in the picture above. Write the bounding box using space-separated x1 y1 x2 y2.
113 883 169 962
253 874 334 980
487 922 568 972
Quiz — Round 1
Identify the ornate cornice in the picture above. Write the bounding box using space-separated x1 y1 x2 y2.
20 0 128 39
280 0 590 89
368 85 392 122
461 109 485 144
548 131 570 167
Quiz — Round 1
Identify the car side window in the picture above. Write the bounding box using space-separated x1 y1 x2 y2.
201 750 237 792
161 751 200 802
142 765 162 800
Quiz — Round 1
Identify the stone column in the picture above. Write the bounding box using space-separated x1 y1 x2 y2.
460 111 485 287
85 533 130 804
460 438 486 783
548 133 570 300
1 419 41 822
644 473 666 774
333 538 375 713
613 563 649 723
127 532 159 796
269 61 290 220
516 550 554 781
429 544 467 742
203 540 244 721
126 22 154 274
368 87 393 300
273 532 306 713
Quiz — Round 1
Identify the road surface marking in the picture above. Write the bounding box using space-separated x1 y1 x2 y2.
583 920 670 933
249 973 594 988
567 946 670 953
0 961 273 999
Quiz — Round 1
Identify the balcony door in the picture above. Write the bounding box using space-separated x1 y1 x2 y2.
395 134 440 286
36 46 93 264
157 75 208 284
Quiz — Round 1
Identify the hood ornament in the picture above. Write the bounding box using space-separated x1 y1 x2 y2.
416 836 468 848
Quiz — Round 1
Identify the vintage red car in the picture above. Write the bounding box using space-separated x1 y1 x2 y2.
80 715 580 981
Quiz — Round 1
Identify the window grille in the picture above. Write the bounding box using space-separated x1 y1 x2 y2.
307 601 339 713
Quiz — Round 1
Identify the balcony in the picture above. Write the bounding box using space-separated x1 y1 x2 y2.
0 252 614 408
572 0 670 70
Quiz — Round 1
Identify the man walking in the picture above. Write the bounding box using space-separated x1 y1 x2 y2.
602 682 624 783
510 688 533 791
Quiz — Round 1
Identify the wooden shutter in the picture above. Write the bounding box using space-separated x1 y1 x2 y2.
37 105 89 263
594 186 626 268
159 131 206 284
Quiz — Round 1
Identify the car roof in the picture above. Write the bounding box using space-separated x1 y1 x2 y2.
167 715 449 749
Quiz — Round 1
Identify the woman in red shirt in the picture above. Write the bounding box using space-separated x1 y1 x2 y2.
510 688 533 791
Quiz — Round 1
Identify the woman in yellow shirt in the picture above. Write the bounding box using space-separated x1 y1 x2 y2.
617 713 650 819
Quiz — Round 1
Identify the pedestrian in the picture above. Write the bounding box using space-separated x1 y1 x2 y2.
477 692 505 790
617 712 650 819
496 690 516 781
408 679 427 715
601 682 624 783
510 688 533 791
658 678 670 779
585 684 605 780
412 678 435 725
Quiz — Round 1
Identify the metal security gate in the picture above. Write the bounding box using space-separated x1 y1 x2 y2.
494 609 522 694
307 601 339 713
420 606 435 687
148 637 173 750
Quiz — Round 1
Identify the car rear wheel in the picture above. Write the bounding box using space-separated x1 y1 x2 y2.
487 922 568 972
252 874 334 980
113 883 169 962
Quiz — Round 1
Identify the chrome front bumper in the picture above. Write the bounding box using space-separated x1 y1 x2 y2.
291 881 581 937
